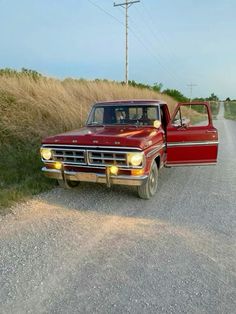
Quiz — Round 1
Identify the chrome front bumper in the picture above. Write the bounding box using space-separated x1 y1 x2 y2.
42 167 148 187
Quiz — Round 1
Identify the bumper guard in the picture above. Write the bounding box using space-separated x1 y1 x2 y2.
42 167 148 187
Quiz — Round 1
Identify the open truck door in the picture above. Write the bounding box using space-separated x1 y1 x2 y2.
166 102 218 166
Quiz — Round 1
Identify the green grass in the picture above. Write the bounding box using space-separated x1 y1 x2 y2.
224 102 236 120
0 143 56 214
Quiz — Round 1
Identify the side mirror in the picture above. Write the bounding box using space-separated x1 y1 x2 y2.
181 117 190 128
153 120 161 129
176 117 190 129
172 118 181 127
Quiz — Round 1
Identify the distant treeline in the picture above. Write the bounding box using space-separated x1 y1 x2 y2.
0 67 42 80
126 80 223 103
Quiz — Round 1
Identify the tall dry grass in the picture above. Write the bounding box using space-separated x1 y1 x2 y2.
0 75 176 144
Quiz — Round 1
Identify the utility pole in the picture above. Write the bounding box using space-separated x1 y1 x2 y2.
114 0 140 85
187 83 197 102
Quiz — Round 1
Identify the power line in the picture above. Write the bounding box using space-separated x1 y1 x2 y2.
131 4 183 83
127 17 181 84
114 0 140 85
114 2 182 84
113 4 179 84
87 0 124 26
129 29 175 80
87 0 180 86
140 2 179 63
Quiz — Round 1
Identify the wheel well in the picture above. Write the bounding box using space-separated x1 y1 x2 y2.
155 155 161 169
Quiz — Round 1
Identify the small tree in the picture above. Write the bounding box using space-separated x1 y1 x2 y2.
152 83 163 92
206 93 219 101
162 89 188 102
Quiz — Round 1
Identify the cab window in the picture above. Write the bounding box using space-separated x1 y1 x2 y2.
172 104 209 127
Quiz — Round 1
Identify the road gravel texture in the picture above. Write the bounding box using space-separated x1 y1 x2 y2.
0 105 236 314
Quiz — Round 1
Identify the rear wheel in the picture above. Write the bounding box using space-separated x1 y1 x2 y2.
57 180 79 189
137 161 158 199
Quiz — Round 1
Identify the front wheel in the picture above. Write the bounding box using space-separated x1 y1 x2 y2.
137 162 158 199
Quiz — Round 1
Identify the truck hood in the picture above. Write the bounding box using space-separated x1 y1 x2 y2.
42 126 160 150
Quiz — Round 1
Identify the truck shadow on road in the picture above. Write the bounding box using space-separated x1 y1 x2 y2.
43 167 177 215
42 164 219 225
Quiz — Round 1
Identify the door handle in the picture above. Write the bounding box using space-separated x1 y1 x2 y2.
206 130 217 133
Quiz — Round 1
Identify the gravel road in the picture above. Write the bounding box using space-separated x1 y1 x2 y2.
0 105 236 314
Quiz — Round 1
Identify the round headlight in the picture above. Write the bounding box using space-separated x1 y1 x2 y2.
129 153 143 166
41 148 52 160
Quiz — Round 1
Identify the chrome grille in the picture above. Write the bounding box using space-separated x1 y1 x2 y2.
88 150 127 166
42 145 141 168
52 148 86 165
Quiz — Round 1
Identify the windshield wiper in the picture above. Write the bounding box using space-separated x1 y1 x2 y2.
87 122 104 127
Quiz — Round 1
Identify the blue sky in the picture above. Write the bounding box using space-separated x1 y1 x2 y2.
0 0 235 99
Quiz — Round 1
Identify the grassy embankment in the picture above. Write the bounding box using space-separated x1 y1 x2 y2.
0 73 176 212
224 101 236 120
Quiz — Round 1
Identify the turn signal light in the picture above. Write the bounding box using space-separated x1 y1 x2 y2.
131 169 144 176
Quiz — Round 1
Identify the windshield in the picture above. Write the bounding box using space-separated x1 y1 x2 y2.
87 104 160 126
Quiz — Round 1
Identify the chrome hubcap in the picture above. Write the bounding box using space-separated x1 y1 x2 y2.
149 167 157 194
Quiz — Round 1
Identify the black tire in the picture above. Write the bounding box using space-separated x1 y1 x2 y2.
137 161 158 199
57 180 79 189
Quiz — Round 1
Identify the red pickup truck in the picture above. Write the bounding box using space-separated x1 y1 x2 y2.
40 100 218 199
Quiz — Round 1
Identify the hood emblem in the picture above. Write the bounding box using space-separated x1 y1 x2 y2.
72 139 78 143
93 140 98 144
54 139 59 142
115 141 120 145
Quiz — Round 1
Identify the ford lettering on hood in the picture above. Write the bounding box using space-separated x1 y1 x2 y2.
42 125 161 149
